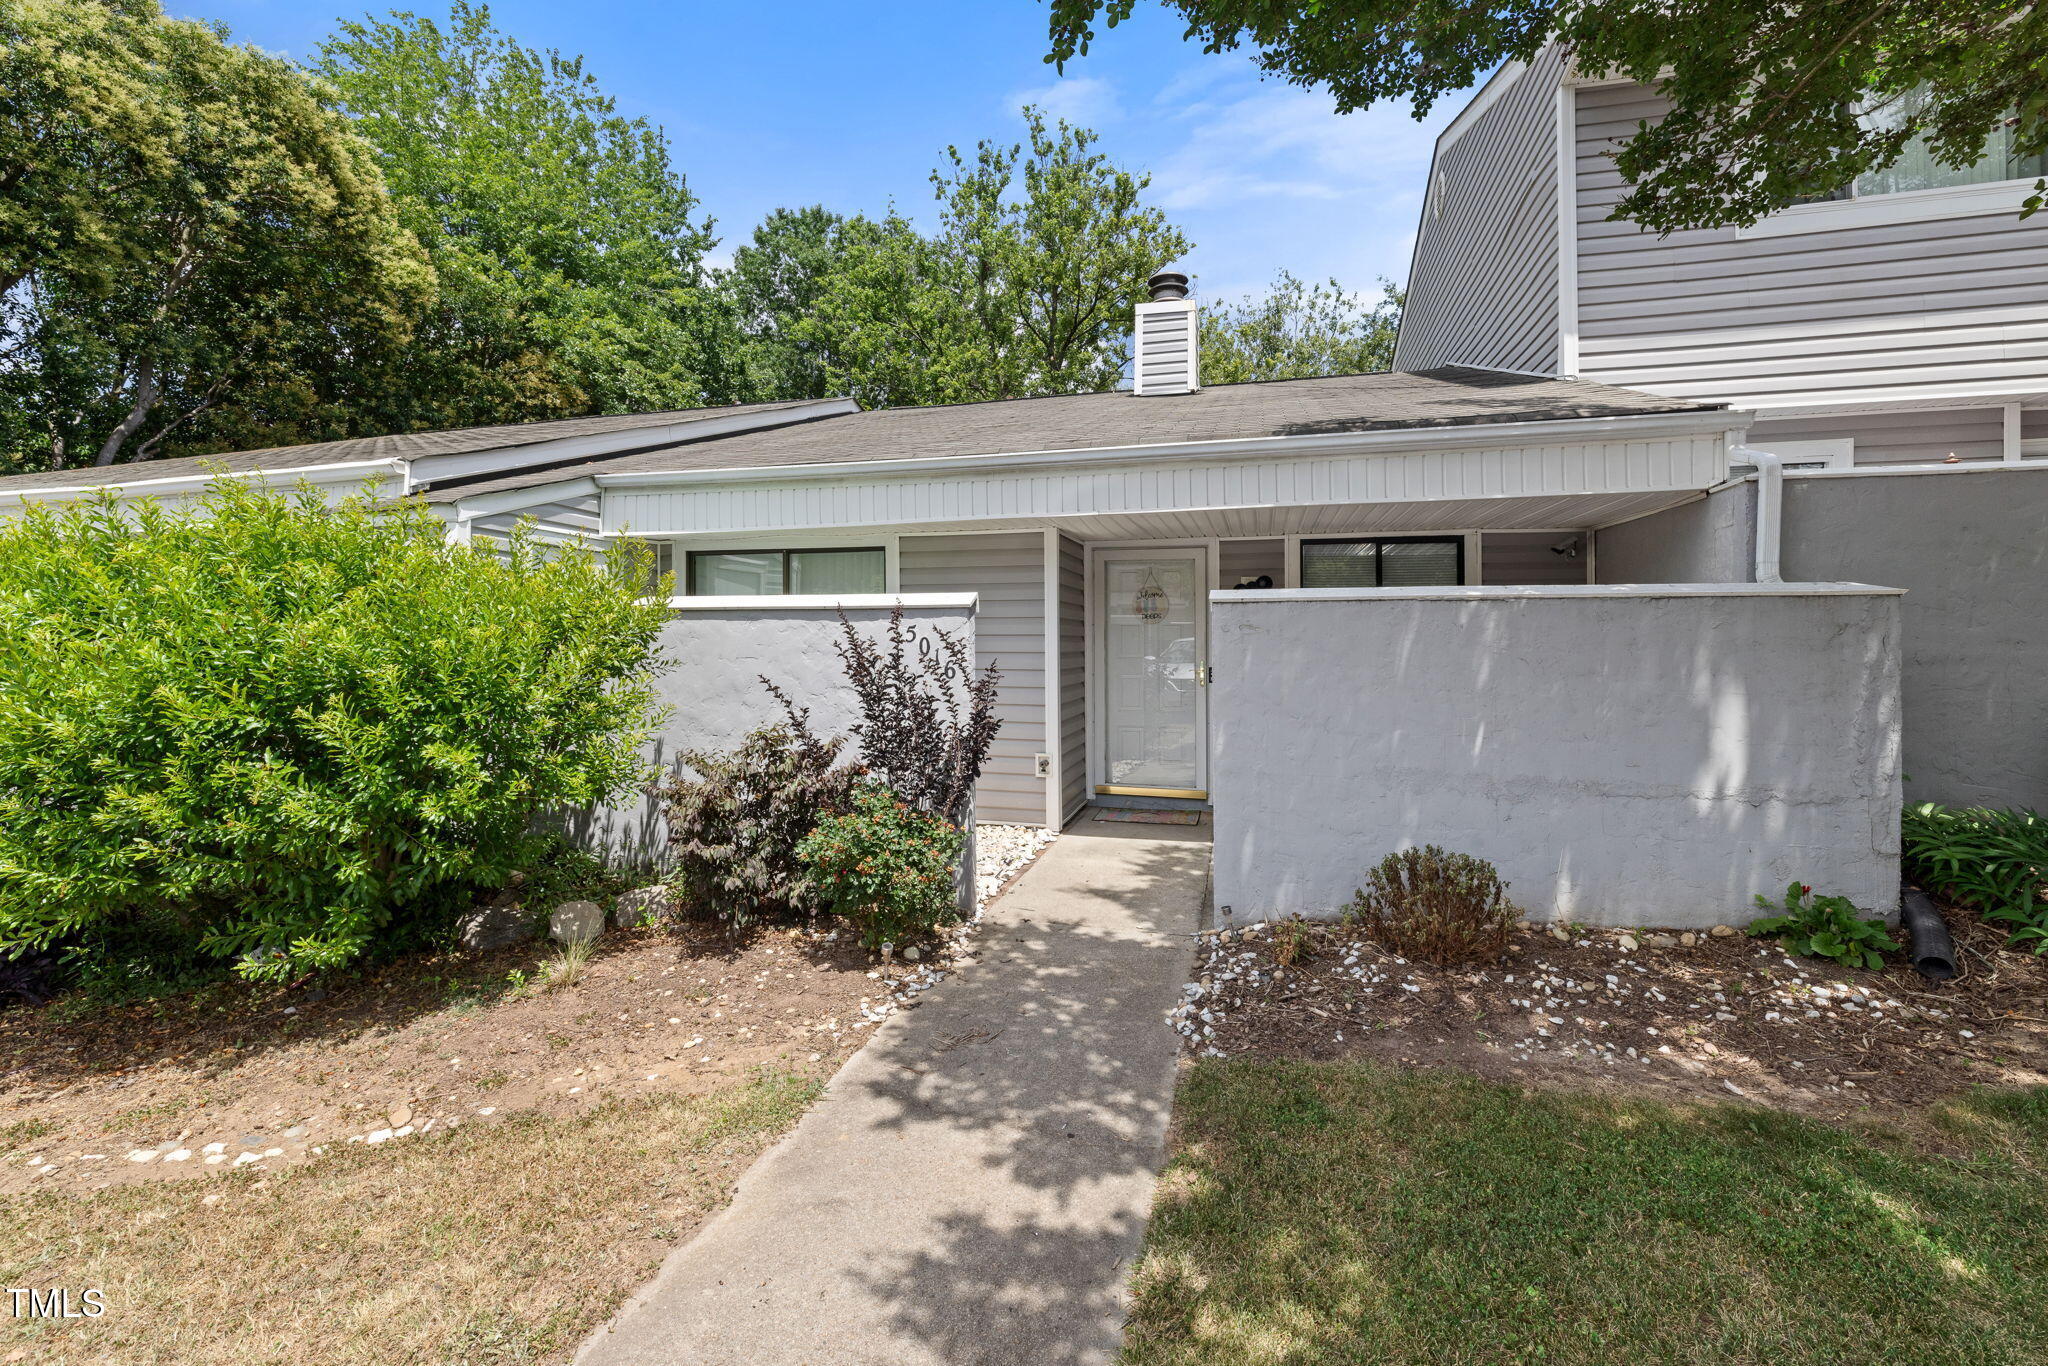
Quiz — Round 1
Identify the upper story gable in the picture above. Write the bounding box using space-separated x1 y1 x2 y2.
1397 49 2048 449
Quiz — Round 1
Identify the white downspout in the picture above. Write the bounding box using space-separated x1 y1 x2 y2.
1733 445 1783 584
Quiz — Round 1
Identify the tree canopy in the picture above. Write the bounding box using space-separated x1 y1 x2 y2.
1045 1 2048 231
315 1 740 430
0 0 430 473
1200 273 1401 385
720 205 859 402
797 109 1191 407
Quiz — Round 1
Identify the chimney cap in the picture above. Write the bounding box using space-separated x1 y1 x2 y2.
1146 271 1190 302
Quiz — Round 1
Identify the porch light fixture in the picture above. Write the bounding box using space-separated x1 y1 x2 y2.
1134 572 1169 621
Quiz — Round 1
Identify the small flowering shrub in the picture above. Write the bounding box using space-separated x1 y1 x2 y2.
1345 846 1517 965
796 781 965 951
1747 882 1898 970
655 704 865 930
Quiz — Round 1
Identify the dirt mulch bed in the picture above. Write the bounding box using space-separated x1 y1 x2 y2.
0 923 912 1194
1173 903 2048 1122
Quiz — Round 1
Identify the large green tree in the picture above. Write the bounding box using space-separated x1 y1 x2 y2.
1200 272 1401 385
1045 1 2048 231
315 2 741 430
800 109 1192 407
720 205 859 402
0 0 431 473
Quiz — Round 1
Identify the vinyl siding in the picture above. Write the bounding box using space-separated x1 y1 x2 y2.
1057 534 1087 824
1479 529 1589 584
1575 83 2048 412
1752 409 2008 465
898 531 1048 826
1219 538 1285 588
1394 48 1566 374
469 491 603 544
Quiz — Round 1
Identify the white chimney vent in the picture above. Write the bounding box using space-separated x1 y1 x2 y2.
1132 271 1198 396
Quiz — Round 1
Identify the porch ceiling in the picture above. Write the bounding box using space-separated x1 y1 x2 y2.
875 489 1705 541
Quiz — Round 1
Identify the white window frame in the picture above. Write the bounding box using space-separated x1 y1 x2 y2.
1738 177 2043 239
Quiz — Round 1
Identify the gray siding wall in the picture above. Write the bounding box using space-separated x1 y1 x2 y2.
1219 538 1285 587
1057 534 1087 824
1752 409 2007 465
899 531 1047 825
1393 48 1566 374
1575 83 2048 412
1478 530 1589 584
1595 483 1756 585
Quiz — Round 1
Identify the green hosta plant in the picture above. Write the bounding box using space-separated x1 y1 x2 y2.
1747 883 1899 970
796 781 964 952
0 478 669 982
1900 802 2048 951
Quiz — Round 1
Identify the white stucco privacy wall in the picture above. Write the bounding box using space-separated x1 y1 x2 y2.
567 594 977 870
1209 584 1903 929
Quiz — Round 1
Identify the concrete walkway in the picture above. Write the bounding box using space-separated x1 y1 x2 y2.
576 820 1209 1366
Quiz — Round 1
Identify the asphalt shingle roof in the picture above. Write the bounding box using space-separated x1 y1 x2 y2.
0 398 826 496
418 367 1722 503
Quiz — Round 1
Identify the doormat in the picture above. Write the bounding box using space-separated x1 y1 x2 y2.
1093 809 1204 825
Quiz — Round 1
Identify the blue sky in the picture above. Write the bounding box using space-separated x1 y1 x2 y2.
186 1 1475 304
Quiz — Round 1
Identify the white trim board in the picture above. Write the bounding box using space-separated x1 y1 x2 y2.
0 457 403 509
1212 582 1904 603
1737 178 2043 240
664 592 976 612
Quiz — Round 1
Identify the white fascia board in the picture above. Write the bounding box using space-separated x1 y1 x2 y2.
593 408 1741 492
1438 58 1533 151
406 398 858 485
0 458 403 509
665 592 978 612
449 476 601 522
1213 581 1904 603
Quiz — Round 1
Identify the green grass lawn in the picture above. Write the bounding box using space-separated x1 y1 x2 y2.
1124 1062 2048 1366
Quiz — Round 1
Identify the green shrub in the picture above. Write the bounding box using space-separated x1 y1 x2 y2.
1901 802 2048 950
0 478 669 982
1747 882 1898 969
797 781 965 951
1343 845 1518 965
655 713 865 930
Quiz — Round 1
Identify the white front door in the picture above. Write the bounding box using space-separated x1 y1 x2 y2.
1095 549 1208 798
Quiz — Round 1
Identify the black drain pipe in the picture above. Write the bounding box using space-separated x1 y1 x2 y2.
1899 886 1958 981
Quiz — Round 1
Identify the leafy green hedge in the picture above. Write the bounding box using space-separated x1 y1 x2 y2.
1902 801 2048 951
0 479 669 981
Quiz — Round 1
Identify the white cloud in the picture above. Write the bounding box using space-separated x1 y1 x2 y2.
1112 60 1461 298
1006 74 1122 128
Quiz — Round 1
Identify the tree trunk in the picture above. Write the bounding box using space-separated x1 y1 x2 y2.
93 359 159 466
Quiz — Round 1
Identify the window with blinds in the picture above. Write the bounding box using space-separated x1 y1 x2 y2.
1300 537 1463 589
684 547 885 596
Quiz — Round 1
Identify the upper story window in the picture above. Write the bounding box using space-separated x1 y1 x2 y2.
685 546 885 596
1810 91 2043 200
1753 91 2041 237
1300 536 1464 589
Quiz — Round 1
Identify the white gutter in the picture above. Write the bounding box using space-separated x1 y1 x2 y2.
0 457 405 510
1733 445 1784 583
592 407 1745 491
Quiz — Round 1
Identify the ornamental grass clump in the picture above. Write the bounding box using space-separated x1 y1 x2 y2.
1345 846 1518 966
0 478 670 983
796 781 965 952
